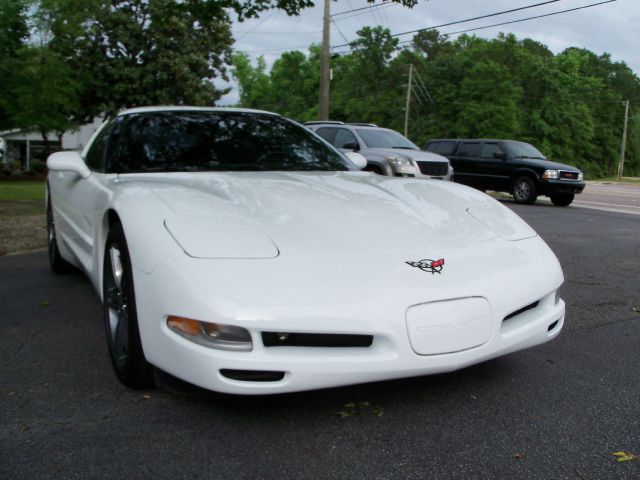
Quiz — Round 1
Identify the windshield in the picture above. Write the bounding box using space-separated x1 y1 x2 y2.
356 129 418 150
106 111 353 173
505 141 546 159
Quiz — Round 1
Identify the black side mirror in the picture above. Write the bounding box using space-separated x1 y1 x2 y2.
493 152 507 160
341 142 359 151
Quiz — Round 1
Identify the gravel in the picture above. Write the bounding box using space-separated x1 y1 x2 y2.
0 213 46 256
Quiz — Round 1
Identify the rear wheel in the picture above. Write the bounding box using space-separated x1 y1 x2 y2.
512 176 537 204
103 222 154 389
550 192 575 207
47 198 73 274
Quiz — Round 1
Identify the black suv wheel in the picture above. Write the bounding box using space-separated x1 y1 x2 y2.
550 192 574 207
513 177 537 204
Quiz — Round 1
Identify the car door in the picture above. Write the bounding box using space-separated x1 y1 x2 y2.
49 122 113 273
451 141 481 187
477 142 511 190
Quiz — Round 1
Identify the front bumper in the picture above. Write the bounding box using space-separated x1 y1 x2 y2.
133 237 565 395
540 179 585 195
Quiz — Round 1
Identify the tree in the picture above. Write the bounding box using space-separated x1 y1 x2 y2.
0 0 29 130
6 47 80 150
40 0 235 119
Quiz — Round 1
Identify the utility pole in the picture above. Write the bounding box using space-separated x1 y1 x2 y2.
318 0 331 120
617 100 629 180
404 63 413 137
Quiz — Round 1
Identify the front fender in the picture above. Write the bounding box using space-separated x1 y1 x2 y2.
108 188 182 275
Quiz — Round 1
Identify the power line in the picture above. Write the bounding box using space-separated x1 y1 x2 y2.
331 1 392 17
333 0 617 53
331 19 351 45
333 0 566 48
416 0 617 40
331 2 397 22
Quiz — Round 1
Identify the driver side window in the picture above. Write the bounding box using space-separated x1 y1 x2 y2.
480 143 504 158
334 129 359 149
85 120 115 172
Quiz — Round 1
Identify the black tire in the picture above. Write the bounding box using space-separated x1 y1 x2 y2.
103 222 154 389
47 197 74 274
512 176 537 204
550 192 574 207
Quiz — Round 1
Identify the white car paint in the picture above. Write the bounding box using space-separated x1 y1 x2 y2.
47 107 565 395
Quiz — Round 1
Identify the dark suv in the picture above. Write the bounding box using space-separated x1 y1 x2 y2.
425 139 585 206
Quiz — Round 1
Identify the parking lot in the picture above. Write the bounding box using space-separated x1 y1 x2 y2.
1 200 639 479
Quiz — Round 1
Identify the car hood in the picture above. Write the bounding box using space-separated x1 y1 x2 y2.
364 148 449 163
519 158 581 172
117 171 534 259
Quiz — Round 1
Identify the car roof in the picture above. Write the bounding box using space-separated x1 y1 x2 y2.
117 106 280 117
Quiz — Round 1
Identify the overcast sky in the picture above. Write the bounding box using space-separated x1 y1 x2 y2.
217 0 639 105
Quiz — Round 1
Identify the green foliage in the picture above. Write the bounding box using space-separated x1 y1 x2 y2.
2 0 351 130
0 0 30 130
234 27 640 177
5 46 80 138
41 0 235 118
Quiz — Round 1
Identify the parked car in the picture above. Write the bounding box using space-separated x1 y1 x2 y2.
46 107 565 395
425 139 585 206
306 121 453 180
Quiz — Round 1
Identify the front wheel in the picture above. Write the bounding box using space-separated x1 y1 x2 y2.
103 222 154 389
512 177 537 204
550 192 575 207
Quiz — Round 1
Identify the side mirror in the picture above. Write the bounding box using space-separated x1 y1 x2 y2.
493 151 507 160
341 142 359 151
47 151 91 179
344 151 368 170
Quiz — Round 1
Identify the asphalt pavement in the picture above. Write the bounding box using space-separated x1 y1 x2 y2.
1 202 639 479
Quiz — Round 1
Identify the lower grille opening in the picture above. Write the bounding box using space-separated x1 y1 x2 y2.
547 320 559 332
220 369 285 382
417 161 449 176
503 301 539 322
262 332 373 348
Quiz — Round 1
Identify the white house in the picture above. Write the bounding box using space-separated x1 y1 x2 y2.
0 117 104 170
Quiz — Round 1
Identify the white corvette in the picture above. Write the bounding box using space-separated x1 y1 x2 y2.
46 107 565 394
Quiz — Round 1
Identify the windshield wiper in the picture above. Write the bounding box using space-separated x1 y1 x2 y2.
392 146 417 150
514 155 545 160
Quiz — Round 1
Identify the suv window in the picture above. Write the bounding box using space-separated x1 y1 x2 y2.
427 141 457 156
458 142 480 157
315 127 337 145
480 143 504 158
356 129 418 149
334 128 359 149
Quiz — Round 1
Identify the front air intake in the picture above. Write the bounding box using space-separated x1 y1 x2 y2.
262 332 373 348
220 369 285 382
503 301 539 322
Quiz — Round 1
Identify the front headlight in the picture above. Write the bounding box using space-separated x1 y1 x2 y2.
167 316 253 351
578 172 584 181
543 169 559 180
385 155 411 167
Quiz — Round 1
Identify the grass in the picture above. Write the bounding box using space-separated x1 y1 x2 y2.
0 180 46 202
0 180 46 217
